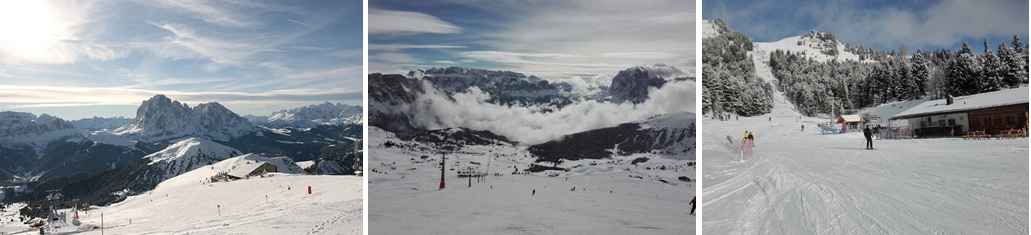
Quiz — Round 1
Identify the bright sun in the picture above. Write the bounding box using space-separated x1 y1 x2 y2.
0 0 65 59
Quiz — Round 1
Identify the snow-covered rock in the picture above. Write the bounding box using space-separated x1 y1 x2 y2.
144 137 242 180
70 116 133 131
114 95 256 142
267 102 362 127
241 114 269 125
609 65 683 104
0 111 79 149
407 67 571 107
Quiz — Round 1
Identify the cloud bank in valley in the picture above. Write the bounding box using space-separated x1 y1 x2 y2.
405 79 696 145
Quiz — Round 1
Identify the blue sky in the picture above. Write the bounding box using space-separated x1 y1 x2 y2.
704 0 1029 53
0 0 363 120
369 0 696 82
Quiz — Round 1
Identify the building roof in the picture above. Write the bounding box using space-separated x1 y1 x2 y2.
892 86 1029 120
228 161 275 179
838 115 862 123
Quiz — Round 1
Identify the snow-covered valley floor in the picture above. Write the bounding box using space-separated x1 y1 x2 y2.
702 113 1028 234
368 127 696 234
0 158 363 234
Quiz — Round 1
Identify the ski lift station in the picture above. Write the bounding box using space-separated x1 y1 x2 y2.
890 86 1029 138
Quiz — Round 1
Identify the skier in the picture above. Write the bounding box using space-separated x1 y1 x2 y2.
742 131 748 148
864 125 873 149
743 131 754 148
726 135 733 144
690 196 696 215
736 115 739 121
801 124 805 132
532 189 536 195
769 117 772 122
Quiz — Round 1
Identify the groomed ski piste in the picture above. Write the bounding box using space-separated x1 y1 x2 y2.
0 155 363 235
368 127 696 234
701 45 1029 234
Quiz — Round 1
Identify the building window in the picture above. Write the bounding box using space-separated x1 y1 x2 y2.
948 119 956 126
984 117 992 128
1006 115 1016 125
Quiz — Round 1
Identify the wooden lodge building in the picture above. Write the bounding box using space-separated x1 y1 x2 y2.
227 162 278 180
891 86 1029 138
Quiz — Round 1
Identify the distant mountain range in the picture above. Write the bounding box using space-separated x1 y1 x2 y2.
1 95 363 207
368 65 696 174
369 65 694 134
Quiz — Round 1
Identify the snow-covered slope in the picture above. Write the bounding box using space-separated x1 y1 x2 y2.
147 138 240 167
702 19 722 39
701 53 1028 234
753 31 874 63
0 111 78 149
114 95 256 142
0 157 363 234
267 102 362 127
369 125 696 234
529 112 696 161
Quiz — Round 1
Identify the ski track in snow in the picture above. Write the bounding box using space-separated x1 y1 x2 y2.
702 50 1029 234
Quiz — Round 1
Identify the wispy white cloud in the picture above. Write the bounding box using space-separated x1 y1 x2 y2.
148 22 264 68
707 0 1028 50
371 1 696 80
808 0 1028 49
369 44 466 51
0 85 357 108
285 18 316 28
600 52 681 60
142 0 256 27
406 79 697 144
368 9 462 35
1 0 363 119
373 52 421 64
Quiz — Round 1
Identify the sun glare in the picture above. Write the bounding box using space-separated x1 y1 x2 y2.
0 0 64 59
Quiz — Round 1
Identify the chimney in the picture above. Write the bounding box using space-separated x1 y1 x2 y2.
946 95 954 105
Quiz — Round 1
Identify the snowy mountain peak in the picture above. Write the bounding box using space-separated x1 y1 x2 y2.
114 94 255 142
71 116 134 131
609 65 673 104
0 111 79 149
754 30 870 63
703 19 738 39
147 137 240 164
407 66 539 82
267 102 363 127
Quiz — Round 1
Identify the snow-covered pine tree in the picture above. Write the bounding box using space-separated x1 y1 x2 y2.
981 50 1004 93
910 49 930 98
999 38 1029 87
946 42 981 97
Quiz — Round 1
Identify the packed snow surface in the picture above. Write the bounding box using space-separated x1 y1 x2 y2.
369 127 696 234
702 53 1028 234
0 156 363 234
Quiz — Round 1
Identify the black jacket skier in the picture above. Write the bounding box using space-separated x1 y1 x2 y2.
863 126 873 149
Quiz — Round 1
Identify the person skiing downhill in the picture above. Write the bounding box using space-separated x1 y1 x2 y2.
743 131 755 148
743 131 749 145
801 124 805 132
864 125 873 149
690 197 696 215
